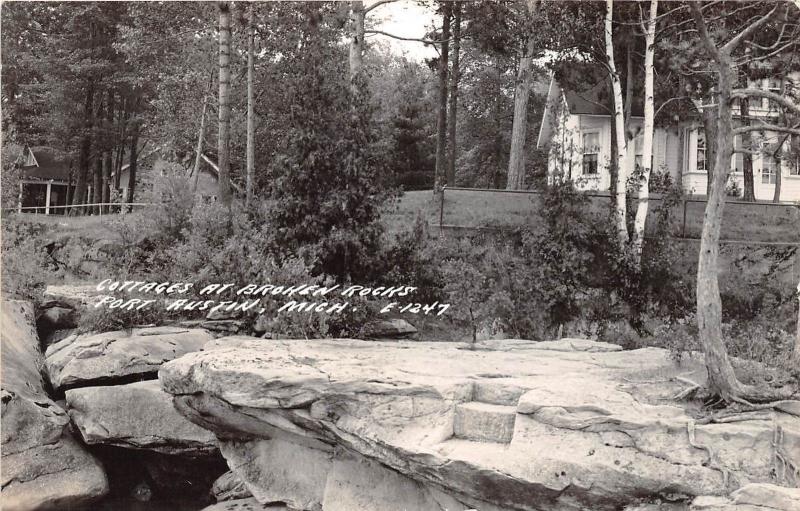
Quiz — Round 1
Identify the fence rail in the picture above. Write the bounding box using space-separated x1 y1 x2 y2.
3 202 152 216
438 186 800 245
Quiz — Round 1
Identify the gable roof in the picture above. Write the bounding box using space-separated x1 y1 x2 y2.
20 147 71 181
558 64 644 117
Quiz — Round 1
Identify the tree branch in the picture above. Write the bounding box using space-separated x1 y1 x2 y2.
723 2 784 53
733 124 800 137
731 88 800 116
364 29 449 44
363 0 397 15
689 2 721 61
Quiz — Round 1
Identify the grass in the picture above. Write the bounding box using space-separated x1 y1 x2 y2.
388 188 800 243
11 189 799 245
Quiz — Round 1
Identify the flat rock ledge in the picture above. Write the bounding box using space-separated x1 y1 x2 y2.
66 380 217 455
45 326 215 390
160 337 800 511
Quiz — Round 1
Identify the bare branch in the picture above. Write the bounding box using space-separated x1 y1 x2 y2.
363 0 397 15
364 29 449 44
723 3 784 53
689 2 721 61
731 88 800 116
734 124 800 137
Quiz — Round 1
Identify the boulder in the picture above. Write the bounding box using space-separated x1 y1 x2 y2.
691 484 800 510
1 300 108 510
43 285 103 309
201 498 291 511
360 319 417 339
45 326 214 390
65 380 217 455
212 471 252 502
160 337 800 511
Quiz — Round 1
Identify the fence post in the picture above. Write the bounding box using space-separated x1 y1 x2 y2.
439 185 446 236
681 199 688 238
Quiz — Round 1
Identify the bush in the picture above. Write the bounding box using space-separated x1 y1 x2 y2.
1 218 60 301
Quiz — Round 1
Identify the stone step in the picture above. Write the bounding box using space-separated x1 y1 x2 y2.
454 402 516 444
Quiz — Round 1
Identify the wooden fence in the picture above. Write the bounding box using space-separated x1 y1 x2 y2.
437 187 800 245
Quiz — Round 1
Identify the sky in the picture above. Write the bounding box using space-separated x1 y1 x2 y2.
367 0 439 61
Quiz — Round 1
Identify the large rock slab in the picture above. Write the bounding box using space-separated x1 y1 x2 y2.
45 326 214 390
66 380 217 454
43 284 103 309
1 300 108 510
691 483 800 510
160 337 800 510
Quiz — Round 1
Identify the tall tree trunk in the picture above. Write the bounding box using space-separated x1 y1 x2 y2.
246 2 256 209
434 1 451 195
114 97 129 191
102 91 114 213
773 156 782 202
446 2 461 187
702 107 718 197
632 0 658 261
193 79 211 193
506 0 539 191
740 77 755 201
72 82 95 215
217 1 233 207
349 1 365 86
93 157 102 215
696 55 744 401
794 280 800 370
606 0 629 244
126 120 139 209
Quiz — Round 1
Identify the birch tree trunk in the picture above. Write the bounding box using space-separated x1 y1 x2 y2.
217 1 233 207
606 0 629 244
434 1 451 195
349 1 365 86
446 2 461 186
632 0 658 261
246 2 256 209
506 0 539 190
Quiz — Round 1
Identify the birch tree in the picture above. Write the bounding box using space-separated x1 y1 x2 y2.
631 0 657 259
217 1 232 208
246 2 256 209
605 0 629 245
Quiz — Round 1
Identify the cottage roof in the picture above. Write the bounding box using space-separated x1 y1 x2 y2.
20 147 70 181
558 65 644 117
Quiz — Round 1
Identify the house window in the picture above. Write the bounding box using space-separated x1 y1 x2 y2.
732 134 743 173
696 130 706 172
582 132 600 175
763 79 782 110
788 135 800 176
761 155 778 184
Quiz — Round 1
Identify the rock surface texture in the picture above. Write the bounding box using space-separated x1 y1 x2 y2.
45 326 215 390
1 300 108 510
159 337 800 511
66 380 217 454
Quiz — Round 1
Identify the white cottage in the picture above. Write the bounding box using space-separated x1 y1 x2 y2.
536 72 800 203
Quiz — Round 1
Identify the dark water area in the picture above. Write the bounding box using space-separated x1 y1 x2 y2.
71 496 209 511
